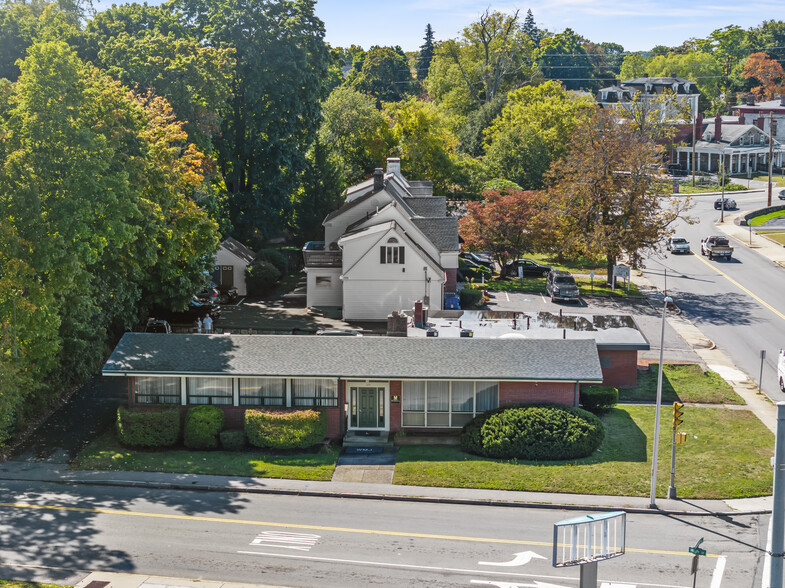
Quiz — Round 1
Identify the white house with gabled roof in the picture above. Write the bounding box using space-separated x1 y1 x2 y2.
303 158 459 321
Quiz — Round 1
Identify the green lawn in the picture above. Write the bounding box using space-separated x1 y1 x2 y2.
487 277 641 297
394 405 772 499
749 210 785 226
616 363 744 404
72 430 340 481
668 182 747 194
741 173 785 187
761 231 785 245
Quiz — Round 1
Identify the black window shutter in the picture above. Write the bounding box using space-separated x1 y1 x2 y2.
399 247 405 264
380 246 386 264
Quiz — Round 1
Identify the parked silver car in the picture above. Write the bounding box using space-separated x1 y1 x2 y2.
666 237 690 254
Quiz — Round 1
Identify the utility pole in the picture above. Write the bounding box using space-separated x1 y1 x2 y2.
769 111 774 207
691 114 697 187
770 403 785 588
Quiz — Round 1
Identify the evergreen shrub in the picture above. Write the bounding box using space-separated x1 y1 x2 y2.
116 406 180 448
245 409 327 450
183 405 225 449
580 386 619 414
460 404 604 460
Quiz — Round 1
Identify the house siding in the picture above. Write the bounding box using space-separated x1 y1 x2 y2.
598 349 638 387
499 381 575 407
215 248 250 296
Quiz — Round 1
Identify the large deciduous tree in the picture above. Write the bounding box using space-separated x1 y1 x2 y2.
350 45 413 104
177 0 329 242
741 52 785 100
537 28 593 91
483 80 594 189
543 110 688 279
433 9 537 110
459 188 546 267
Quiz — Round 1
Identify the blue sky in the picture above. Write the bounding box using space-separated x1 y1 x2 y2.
313 0 782 53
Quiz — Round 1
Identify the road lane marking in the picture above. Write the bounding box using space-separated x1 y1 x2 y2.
0 501 715 558
691 252 785 323
249 531 320 551
238 551 687 587
710 555 726 588
479 551 546 566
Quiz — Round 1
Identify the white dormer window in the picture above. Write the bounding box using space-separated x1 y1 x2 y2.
380 238 405 264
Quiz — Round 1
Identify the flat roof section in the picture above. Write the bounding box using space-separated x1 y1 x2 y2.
406 310 650 351
103 333 603 383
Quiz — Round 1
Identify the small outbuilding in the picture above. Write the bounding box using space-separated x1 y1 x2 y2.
213 237 255 296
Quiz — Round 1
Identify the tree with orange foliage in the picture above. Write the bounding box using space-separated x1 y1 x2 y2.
458 187 546 267
742 52 785 100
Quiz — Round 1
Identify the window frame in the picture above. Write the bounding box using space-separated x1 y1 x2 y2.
402 380 499 428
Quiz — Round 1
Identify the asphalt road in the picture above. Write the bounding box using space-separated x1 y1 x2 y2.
641 189 785 401
0 480 767 587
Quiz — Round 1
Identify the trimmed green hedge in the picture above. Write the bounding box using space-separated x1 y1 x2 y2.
116 406 180 449
580 386 619 414
459 287 483 307
184 405 225 450
245 409 327 450
220 429 246 451
460 404 604 460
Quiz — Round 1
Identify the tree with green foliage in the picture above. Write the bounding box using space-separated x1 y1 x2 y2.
318 85 392 184
177 0 330 242
646 51 720 112
620 52 647 80
292 138 346 243
385 96 458 195
483 81 594 188
0 1 40 81
416 24 435 80
748 20 785 63
538 28 594 91
350 45 413 104
522 9 541 46
434 9 537 109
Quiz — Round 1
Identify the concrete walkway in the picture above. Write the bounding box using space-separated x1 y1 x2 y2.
76 571 282 588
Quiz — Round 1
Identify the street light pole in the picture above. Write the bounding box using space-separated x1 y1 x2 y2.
650 295 673 509
720 151 726 223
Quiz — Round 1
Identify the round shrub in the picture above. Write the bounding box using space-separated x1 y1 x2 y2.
459 286 483 308
245 409 327 450
245 259 282 296
580 386 619 414
220 429 246 451
183 405 225 450
460 404 604 461
255 248 288 274
117 406 180 449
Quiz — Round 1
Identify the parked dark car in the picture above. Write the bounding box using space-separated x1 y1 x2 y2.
459 251 494 271
144 319 172 334
152 297 221 325
546 270 580 302
501 258 552 279
458 257 490 281
196 283 220 303
778 188 785 200
714 197 737 210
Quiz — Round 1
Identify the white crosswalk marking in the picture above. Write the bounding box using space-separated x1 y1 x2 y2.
249 531 321 551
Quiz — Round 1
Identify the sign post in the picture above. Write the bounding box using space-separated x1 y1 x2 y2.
688 538 706 588
553 511 626 588
668 402 684 499
760 349 767 391
589 270 594 292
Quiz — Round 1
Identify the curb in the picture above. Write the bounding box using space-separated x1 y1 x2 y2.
2 473 769 518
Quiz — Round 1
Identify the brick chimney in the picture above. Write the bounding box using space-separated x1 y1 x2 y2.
373 167 384 191
746 94 756 106
695 113 703 139
756 117 765 130
714 114 722 142
414 300 424 328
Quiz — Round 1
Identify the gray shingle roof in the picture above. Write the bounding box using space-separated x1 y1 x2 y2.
103 333 602 383
405 197 447 217
220 237 255 264
324 189 375 222
412 217 459 252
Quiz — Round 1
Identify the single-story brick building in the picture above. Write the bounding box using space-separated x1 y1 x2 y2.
102 333 603 439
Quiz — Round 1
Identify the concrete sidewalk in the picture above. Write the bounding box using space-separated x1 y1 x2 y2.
76 571 283 588
0 458 771 516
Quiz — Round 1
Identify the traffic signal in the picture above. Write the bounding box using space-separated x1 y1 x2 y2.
673 402 684 430
676 432 687 445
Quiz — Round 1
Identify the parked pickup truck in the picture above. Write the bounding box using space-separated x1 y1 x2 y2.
700 236 734 260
